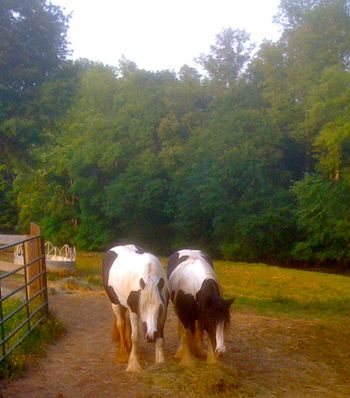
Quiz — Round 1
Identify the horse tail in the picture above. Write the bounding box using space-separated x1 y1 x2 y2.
112 316 120 343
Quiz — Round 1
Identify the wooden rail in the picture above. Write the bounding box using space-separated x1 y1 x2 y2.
0 235 29 246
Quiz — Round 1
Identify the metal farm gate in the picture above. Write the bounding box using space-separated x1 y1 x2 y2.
0 224 49 362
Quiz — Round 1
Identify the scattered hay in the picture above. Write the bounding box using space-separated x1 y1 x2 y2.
136 361 239 398
62 277 93 291
47 269 74 280
48 276 93 292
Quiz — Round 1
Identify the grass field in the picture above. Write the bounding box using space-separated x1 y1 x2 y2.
75 251 350 323
216 261 350 323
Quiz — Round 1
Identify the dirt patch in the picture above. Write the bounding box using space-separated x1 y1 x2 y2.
1 288 350 398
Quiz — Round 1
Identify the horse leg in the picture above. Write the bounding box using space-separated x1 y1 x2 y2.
179 325 195 367
124 310 132 352
155 306 166 364
207 336 217 364
174 320 184 359
112 304 129 363
155 337 165 363
193 321 206 359
126 312 142 372
112 316 120 345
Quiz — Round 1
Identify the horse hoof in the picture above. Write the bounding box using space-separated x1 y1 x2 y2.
196 352 207 360
174 348 183 359
126 363 142 373
207 356 217 364
155 354 165 364
179 356 195 367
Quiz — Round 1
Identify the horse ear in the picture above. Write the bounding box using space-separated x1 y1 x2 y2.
139 278 146 289
224 297 235 307
158 277 164 291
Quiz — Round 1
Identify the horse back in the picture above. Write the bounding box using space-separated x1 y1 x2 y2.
103 245 167 309
168 250 216 297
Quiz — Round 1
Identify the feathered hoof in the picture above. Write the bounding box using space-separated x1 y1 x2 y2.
174 346 184 360
179 354 195 367
194 348 207 360
126 361 142 373
207 355 218 364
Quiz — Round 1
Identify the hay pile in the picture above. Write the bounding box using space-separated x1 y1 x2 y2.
136 362 240 398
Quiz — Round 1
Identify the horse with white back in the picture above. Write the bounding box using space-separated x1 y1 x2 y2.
102 244 169 372
167 249 234 366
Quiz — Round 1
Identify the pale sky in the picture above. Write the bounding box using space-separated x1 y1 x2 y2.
51 0 282 72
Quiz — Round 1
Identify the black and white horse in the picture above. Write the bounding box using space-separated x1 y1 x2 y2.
167 249 234 365
103 244 169 372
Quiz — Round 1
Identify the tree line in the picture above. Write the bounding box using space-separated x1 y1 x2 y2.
1 0 350 268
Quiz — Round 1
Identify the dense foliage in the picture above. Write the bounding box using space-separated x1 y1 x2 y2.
1 0 350 268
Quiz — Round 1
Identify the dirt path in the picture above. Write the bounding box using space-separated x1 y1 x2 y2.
1 288 350 398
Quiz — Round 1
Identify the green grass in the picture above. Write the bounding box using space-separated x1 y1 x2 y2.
75 250 104 277
215 261 350 322
73 251 104 286
0 299 64 379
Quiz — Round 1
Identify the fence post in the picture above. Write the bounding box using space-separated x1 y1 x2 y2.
24 223 43 302
0 280 6 358
39 235 49 314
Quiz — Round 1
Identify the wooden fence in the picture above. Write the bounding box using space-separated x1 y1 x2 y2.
0 224 49 363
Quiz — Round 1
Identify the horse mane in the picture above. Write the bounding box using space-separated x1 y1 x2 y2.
139 262 164 306
197 279 231 328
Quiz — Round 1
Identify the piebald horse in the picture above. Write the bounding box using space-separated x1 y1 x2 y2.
167 249 234 365
103 244 169 372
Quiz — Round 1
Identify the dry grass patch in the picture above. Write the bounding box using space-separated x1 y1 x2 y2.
136 362 240 398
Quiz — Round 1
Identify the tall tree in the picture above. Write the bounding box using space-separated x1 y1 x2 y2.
196 28 253 89
0 0 70 232
0 0 70 161
274 0 321 29
309 66 350 181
